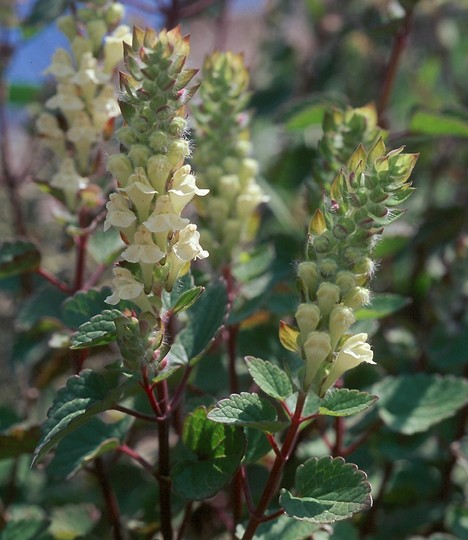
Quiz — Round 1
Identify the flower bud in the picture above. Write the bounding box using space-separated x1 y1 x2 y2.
105 3 125 26
223 156 239 174
116 126 137 147
319 258 338 278
329 305 355 349
57 15 77 40
86 19 108 52
313 231 333 254
71 36 93 63
343 286 370 310
167 140 190 167
169 117 187 136
147 154 172 193
149 131 168 152
295 303 321 337
317 282 341 314
353 257 375 277
297 261 319 299
107 154 134 185
128 144 152 168
333 218 355 240
303 331 331 388
336 271 356 295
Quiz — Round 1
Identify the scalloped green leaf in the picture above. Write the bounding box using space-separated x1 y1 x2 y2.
0 240 40 278
70 309 123 349
88 228 125 265
280 456 372 523
32 370 134 465
16 283 68 330
63 288 119 328
172 407 245 500
236 515 322 540
0 425 41 459
246 357 294 400
375 374 468 434
177 279 228 363
0 512 49 540
207 392 288 433
48 416 132 480
319 388 378 417
355 293 411 320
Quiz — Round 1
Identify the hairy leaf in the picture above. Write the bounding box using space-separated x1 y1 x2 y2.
375 374 468 434
246 356 294 400
208 392 288 432
172 407 245 500
320 388 378 417
280 456 372 523
70 309 123 349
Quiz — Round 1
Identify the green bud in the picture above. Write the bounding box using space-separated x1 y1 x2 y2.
107 154 134 185
336 271 356 295
169 117 187 136
57 15 77 40
223 156 239 174
167 139 190 167
369 187 388 203
149 131 168 152
86 19 108 52
296 303 321 337
128 144 152 168
317 282 341 315
117 126 137 147
343 286 370 310
105 3 125 26
329 305 355 349
297 261 319 300
313 231 333 254
353 257 374 276
333 218 356 240
349 188 368 207
319 258 338 278
303 331 331 389
147 154 172 192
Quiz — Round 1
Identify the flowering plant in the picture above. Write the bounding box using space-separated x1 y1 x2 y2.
0 1 467 540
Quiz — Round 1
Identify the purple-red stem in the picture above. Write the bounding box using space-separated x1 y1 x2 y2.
241 392 307 540
332 416 345 457
112 404 158 423
156 379 173 540
118 445 154 474
35 267 72 293
94 457 125 540
377 8 414 126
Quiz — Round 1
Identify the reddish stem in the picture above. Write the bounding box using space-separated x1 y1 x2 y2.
35 267 72 293
112 404 158 423
377 8 414 126
332 416 345 457
118 445 154 474
241 392 307 540
94 457 125 540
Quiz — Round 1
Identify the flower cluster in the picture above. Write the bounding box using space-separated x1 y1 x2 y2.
104 27 208 312
192 52 269 266
296 132 418 396
36 1 131 211
312 104 383 191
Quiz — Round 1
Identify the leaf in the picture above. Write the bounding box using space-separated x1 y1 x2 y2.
32 370 134 465
236 514 323 540
279 321 300 352
8 84 40 105
70 309 123 349
245 357 294 400
170 286 204 316
87 228 125 265
280 456 372 523
0 240 40 278
162 272 195 310
49 503 99 539
355 293 411 320
47 417 132 480
0 512 49 540
152 341 188 383
16 283 69 330
63 288 118 328
0 425 41 460
410 109 468 137
242 428 271 464
172 407 245 500
177 279 228 362
375 374 468 435
319 388 378 417
207 392 288 433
